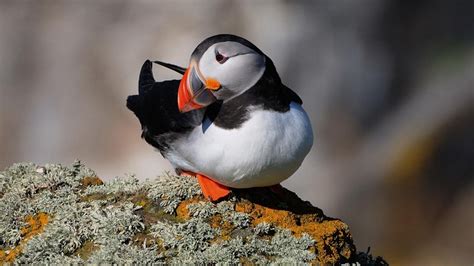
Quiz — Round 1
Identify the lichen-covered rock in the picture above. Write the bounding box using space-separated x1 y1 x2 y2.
0 162 385 264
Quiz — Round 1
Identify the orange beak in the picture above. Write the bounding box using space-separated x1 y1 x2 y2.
177 65 220 113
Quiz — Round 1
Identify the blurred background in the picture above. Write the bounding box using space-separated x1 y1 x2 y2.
1 0 473 263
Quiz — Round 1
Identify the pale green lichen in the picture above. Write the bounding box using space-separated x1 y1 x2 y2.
254 221 275 235
0 161 89 250
186 201 219 219
147 173 201 214
149 219 316 264
85 236 163 264
83 174 143 196
146 187 313 264
0 162 156 264
0 161 378 264
150 218 216 253
186 200 250 228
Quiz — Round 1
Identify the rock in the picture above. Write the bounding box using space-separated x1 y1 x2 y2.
0 162 386 264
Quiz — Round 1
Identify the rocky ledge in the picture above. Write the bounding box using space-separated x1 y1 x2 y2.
0 162 385 264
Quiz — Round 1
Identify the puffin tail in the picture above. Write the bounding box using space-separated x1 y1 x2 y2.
139 60 156 95
126 60 156 123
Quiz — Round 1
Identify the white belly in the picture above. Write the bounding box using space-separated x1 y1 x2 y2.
165 102 313 188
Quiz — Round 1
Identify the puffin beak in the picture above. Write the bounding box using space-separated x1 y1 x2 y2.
177 64 220 113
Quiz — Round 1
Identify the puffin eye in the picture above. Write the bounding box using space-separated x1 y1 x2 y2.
215 51 228 64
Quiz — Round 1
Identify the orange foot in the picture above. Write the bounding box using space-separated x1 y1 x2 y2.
196 174 231 202
179 171 231 202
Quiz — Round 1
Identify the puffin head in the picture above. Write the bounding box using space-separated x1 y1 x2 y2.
176 34 267 112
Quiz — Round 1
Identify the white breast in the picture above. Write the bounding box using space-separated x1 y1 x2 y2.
165 102 313 188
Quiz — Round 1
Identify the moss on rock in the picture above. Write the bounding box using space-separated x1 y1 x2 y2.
0 162 385 264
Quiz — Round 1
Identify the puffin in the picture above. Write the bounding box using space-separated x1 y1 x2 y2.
127 34 313 201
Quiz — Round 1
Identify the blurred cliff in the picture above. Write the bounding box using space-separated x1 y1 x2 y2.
0 0 473 264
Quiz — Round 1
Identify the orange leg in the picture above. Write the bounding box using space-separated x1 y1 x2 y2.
196 174 231 202
179 170 230 202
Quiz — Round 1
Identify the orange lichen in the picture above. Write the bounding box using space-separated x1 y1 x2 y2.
209 215 222 229
21 213 49 238
235 201 353 264
0 213 49 263
175 197 236 243
209 214 234 242
175 197 202 220
80 176 104 187
170 195 353 263
144 190 353 264
0 245 22 263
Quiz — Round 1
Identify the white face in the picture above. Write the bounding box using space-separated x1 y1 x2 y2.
197 41 266 100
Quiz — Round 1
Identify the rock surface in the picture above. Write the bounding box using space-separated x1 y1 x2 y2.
0 162 385 264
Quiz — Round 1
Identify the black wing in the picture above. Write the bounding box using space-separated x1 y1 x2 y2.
127 60 204 151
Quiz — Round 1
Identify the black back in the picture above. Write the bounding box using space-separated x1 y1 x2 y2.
127 60 204 151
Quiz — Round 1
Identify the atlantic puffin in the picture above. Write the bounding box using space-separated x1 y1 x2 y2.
127 34 313 201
